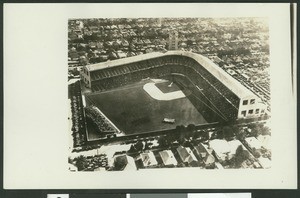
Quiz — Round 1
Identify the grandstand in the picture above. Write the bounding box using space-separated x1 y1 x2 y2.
81 51 267 121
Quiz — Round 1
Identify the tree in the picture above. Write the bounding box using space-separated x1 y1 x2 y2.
158 136 169 148
235 145 244 156
223 126 234 141
127 145 137 153
74 155 88 171
215 129 224 139
183 140 193 147
144 142 151 150
248 123 257 130
261 126 271 136
175 125 186 144
253 149 261 158
169 127 181 142
193 131 201 139
187 124 196 133
134 141 144 152
245 123 259 137
232 125 240 136
186 124 196 139
114 155 127 171
201 130 210 141
236 129 247 141
235 145 250 167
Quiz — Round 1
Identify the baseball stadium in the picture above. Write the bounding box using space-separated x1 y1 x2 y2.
80 51 267 141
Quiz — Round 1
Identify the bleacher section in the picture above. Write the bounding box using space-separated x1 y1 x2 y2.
85 106 118 135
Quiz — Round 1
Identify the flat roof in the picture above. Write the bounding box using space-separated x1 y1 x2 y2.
85 51 256 99
86 52 163 71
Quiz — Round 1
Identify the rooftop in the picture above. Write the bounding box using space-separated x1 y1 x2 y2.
159 150 178 166
245 137 263 150
209 139 231 156
140 151 158 167
177 146 197 164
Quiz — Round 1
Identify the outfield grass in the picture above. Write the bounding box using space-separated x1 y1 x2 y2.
85 80 209 137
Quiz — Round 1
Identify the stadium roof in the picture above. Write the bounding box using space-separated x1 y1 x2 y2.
86 52 163 71
85 51 257 99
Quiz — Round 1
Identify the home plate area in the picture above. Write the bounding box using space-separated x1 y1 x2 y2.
143 79 186 101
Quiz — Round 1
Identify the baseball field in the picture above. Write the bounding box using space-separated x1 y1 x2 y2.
85 79 210 140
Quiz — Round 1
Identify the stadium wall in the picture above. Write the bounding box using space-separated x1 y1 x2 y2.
82 52 266 120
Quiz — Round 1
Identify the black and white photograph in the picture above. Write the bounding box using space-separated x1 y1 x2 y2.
3 3 296 189
68 17 272 171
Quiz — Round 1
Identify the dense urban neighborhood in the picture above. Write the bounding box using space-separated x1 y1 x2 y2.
68 18 271 171
69 122 271 171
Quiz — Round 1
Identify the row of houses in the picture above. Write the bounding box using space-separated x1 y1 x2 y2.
112 144 212 171
111 134 271 171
